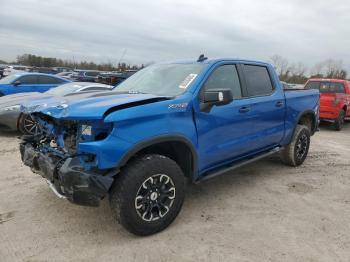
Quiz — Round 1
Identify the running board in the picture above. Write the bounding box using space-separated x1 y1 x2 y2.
196 147 282 183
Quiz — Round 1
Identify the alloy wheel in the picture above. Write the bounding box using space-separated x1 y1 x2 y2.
135 174 176 222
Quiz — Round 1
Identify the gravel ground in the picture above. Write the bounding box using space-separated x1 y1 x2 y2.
1 123 350 262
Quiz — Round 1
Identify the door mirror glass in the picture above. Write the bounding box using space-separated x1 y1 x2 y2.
203 89 233 105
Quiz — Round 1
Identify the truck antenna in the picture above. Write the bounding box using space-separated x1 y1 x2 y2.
197 54 208 62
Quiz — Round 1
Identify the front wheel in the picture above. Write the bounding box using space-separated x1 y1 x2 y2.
109 154 186 236
334 110 345 131
19 114 41 135
280 125 311 167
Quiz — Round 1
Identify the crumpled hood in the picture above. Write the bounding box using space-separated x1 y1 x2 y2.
0 92 48 107
21 91 171 120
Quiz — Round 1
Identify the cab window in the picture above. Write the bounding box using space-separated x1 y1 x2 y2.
203 65 242 99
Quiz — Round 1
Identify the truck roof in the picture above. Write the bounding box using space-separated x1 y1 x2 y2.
307 78 349 83
162 58 271 67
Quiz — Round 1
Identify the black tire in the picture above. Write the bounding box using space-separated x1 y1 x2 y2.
334 110 345 131
109 154 186 236
0 92 4 97
280 125 310 167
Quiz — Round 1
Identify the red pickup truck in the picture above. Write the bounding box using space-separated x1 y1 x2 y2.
305 79 350 130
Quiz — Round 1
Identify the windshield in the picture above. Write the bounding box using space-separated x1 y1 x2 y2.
115 63 206 96
0 74 19 84
45 83 88 96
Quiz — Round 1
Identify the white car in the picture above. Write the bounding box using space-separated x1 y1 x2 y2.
3 65 29 76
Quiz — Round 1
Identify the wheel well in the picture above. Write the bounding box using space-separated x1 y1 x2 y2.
298 113 316 134
0 92 4 97
127 141 195 179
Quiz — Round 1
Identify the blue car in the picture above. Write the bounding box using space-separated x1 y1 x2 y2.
20 57 319 235
0 73 70 96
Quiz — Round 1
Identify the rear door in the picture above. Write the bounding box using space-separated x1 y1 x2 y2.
37 75 65 92
240 64 286 151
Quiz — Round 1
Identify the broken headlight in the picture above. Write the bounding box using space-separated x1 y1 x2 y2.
81 125 92 136
79 121 113 142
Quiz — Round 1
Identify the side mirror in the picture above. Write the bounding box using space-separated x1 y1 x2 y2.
201 89 233 112
203 89 233 105
13 80 21 86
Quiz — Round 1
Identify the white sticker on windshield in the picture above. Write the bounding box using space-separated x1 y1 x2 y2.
179 74 198 89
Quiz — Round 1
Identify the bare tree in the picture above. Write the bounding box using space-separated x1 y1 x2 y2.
290 62 307 76
270 55 290 77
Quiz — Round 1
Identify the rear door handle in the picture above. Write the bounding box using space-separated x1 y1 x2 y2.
239 106 250 113
276 101 284 107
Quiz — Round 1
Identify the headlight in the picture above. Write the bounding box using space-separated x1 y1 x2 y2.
81 124 92 136
79 121 113 141
1 105 21 112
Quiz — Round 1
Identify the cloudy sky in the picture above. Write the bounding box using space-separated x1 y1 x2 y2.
1 0 349 71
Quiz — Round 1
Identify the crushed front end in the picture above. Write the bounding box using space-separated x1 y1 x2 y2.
20 113 115 207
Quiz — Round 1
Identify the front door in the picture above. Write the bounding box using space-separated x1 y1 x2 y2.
194 64 255 174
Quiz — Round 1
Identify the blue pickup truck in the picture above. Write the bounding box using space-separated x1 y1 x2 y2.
20 56 320 235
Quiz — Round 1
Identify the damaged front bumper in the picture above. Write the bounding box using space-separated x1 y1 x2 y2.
20 142 115 207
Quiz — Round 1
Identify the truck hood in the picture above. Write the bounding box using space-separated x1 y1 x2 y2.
21 91 171 120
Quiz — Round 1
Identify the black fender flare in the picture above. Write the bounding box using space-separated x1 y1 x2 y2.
116 135 198 178
294 110 317 136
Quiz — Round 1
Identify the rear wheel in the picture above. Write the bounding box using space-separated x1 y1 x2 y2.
0 92 4 97
280 125 310 167
334 110 345 131
109 154 186 236
19 114 41 135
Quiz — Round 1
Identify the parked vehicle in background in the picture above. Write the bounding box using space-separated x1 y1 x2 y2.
305 78 350 130
96 70 137 86
56 71 74 79
0 64 8 78
0 82 113 134
28 67 58 74
20 56 319 236
0 73 70 96
3 65 30 76
52 67 72 73
281 81 304 90
70 70 101 82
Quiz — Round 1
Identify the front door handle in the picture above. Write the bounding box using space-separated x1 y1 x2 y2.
276 101 284 107
239 106 250 113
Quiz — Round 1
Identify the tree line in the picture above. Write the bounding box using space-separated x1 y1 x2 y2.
6 54 144 71
270 55 348 84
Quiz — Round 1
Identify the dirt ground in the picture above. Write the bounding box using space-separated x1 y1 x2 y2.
1 123 350 262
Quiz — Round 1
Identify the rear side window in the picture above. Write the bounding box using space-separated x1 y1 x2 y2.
18 75 38 84
204 65 242 99
243 65 274 97
38 76 65 84
329 83 345 93
306 81 345 93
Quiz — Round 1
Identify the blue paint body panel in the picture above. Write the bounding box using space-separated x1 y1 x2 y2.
21 59 320 180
